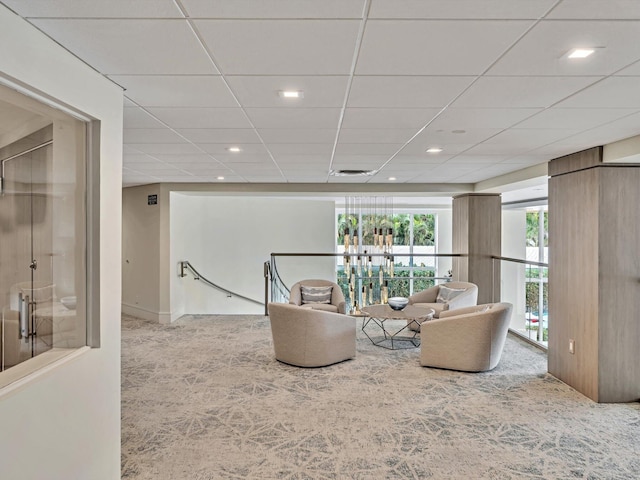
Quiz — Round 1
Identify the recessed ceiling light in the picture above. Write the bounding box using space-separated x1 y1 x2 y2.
388 176 397 181
227 146 241 152
217 176 225 180
451 130 466 134
426 147 443 154
278 90 304 98
567 48 595 59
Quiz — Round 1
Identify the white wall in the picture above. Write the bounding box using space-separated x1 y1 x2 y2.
0 6 122 479
502 209 527 328
170 194 336 317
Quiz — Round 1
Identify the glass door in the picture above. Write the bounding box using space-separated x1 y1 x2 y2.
1 128 54 370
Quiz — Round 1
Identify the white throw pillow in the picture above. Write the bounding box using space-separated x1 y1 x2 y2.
300 285 332 304
436 285 466 304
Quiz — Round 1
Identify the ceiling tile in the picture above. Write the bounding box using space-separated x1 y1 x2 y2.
197 144 269 155
182 0 365 18
267 144 334 155
123 107 166 128
126 143 203 155
217 153 274 163
488 20 640 76
341 108 440 129
194 20 360 74
338 129 416 143
369 0 556 19
554 77 640 108
146 107 252 129
452 76 602 108
444 155 509 165
123 153 162 164
258 129 337 144
516 108 637 130
244 108 341 128
123 128 189 144
2 0 182 17
112 75 238 107
177 129 262 144
546 0 640 19
411 127 503 146
428 108 541 129
30 19 218 74
226 75 349 108
335 143 404 155
356 20 531 75
151 154 221 164
347 76 474 108
274 154 331 164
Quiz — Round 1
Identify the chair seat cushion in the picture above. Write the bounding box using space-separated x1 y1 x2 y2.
413 302 448 318
300 303 339 313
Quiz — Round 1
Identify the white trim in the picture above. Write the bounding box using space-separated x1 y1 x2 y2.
122 302 173 324
0 347 90 395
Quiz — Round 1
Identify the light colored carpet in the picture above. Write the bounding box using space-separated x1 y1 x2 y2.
121 314 640 479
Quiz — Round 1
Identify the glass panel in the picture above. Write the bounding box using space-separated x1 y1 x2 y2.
0 87 87 373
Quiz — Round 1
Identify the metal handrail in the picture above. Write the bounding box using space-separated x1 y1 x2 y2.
179 260 264 307
491 255 548 268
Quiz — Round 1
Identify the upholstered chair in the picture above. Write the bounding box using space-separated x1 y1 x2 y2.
268 302 356 367
420 302 513 372
406 281 478 331
288 279 346 314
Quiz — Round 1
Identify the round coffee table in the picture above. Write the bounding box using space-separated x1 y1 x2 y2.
360 304 434 350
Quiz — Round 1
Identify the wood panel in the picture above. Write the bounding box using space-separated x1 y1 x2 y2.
597 168 640 402
548 168 600 401
548 146 602 177
452 194 501 304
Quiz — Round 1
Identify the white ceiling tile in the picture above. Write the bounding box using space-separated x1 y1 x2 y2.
327 175 373 183
177 129 262 144
123 107 166 128
452 76 602 108
146 108 252 129
195 20 360 74
616 61 640 75
274 155 331 164
484 128 582 147
516 108 638 130
123 154 161 164
335 143 404 155
338 129 416 143
463 143 535 156
113 75 237 107
391 155 450 166
444 155 509 165
197 144 269 155
2 0 182 17
151 154 221 164
284 175 330 182
217 154 274 163
126 143 203 155
347 76 474 108
411 127 503 146
267 144 333 155
429 108 541 129
243 176 286 182
123 128 189 144
226 75 349 108
258 129 337 143
341 108 440 129
182 0 365 18
400 142 476 156
546 0 640 19
369 0 556 19
356 20 531 75
245 108 341 128
489 20 640 76
30 19 218 74
555 77 640 108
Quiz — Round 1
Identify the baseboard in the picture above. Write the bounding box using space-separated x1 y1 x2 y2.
122 303 173 324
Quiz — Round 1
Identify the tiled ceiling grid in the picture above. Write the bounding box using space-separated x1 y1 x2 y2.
3 0 640 187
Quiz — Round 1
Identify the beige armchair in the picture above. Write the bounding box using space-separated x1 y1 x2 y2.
289 279 346 314
420 302 513 372
268 302 356 367
408 281 478 319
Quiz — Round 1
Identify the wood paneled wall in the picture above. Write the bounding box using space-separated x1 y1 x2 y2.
452 194 501 304
549 147 640 403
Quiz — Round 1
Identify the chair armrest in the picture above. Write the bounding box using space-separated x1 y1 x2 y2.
440 304 488 319
288 283 302 306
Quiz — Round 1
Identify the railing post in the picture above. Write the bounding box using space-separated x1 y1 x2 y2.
264 261 270 316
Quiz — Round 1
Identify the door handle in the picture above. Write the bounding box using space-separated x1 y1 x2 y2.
30 259 37 270
19 293 30 342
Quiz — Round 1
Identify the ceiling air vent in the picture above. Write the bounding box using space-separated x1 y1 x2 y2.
330 169 376 176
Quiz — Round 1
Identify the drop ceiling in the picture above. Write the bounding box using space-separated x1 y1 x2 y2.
2 0 640 190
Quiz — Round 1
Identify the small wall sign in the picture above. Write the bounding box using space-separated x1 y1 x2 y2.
147 194 158 205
